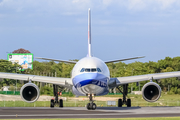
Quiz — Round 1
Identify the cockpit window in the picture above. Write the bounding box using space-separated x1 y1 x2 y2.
80 68 102 72
80 68 85 72
97 68 102 72
91 68 96 72
85 68 90 72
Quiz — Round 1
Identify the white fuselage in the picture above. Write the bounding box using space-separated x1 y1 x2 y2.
71 57 110 96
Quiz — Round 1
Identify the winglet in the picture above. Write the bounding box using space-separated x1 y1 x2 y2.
88 8 92 57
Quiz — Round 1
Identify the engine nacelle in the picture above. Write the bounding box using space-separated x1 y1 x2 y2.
142 82 161 102
20 82 40 103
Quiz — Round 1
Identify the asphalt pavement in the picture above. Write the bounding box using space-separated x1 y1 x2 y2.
0 107 180 119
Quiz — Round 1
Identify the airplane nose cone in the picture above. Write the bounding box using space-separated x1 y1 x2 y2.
82 73 98 80
73 73 108 88
72 73 109 96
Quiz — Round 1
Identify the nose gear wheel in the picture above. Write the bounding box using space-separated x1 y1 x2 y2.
86 94 97 110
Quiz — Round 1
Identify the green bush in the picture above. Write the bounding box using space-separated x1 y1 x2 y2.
61 91 74 97
40 86 53 96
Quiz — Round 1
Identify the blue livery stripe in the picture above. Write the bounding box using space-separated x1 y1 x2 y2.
73 73 108 88
75 79 107 88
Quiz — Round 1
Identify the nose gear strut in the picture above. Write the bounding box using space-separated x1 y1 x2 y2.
86 94 96 110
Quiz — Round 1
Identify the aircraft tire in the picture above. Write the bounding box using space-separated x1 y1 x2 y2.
92 103 96 110
50 99 54 108
127 99 131 107
59 99 63 107
118 99 122 107
87 103 91 110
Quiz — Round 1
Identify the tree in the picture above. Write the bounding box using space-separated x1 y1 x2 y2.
2 56 180 94
12 48 31 53
0 59 22 87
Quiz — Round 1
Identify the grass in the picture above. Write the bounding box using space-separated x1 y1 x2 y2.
1 94 180 107
2 117 180 120
0 100 106 107
0 100 179 107
1 94 180 120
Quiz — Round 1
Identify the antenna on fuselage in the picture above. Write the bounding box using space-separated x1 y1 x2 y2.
88 8 92 57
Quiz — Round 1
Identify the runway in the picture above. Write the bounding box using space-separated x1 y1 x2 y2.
0 107 180 119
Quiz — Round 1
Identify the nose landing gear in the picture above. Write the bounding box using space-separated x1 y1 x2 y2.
87 94 96 110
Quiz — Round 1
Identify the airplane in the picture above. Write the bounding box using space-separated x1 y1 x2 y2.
1 8 180 110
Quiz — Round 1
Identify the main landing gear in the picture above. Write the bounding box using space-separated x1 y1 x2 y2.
86 94 97 110
50 85 63 108
117 84 131 107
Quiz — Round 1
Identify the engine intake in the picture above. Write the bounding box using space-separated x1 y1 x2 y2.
20 82 40 103
142 82 161 102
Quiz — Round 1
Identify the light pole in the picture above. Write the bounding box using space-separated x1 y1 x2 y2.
14 84 15 94
16 67 17 92
139 82 140 91
131 69 134 93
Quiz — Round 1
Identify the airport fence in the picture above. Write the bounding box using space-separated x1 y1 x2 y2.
0 100 180 107
0 91 20 95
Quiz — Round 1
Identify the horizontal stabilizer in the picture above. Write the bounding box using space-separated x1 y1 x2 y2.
104 56 145 63
35 57 77 64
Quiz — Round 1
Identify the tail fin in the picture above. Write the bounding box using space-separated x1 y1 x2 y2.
88 8 92 57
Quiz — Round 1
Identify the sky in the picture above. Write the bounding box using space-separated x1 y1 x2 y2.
0 0 180 63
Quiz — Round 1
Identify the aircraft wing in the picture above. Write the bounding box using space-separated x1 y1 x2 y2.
35 57 77 64
104 56 145 63
108 71 180 88
0 72 72 88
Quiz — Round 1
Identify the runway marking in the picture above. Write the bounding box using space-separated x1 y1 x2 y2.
1 107 180 118
0 113 127 117
0 113 179 117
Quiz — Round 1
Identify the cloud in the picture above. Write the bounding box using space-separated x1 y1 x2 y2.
0 0 180 16
122 0 145 11
100 0 180 12
102 0 113 7
0 0 92 13
157 0 180 9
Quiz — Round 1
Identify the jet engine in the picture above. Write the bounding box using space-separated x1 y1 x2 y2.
142 82 161 102
20 82 40 103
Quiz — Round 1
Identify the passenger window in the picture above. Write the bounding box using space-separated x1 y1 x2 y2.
85 68 90 72
80 68 85 72
97 68 101 72
91 68 96 72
